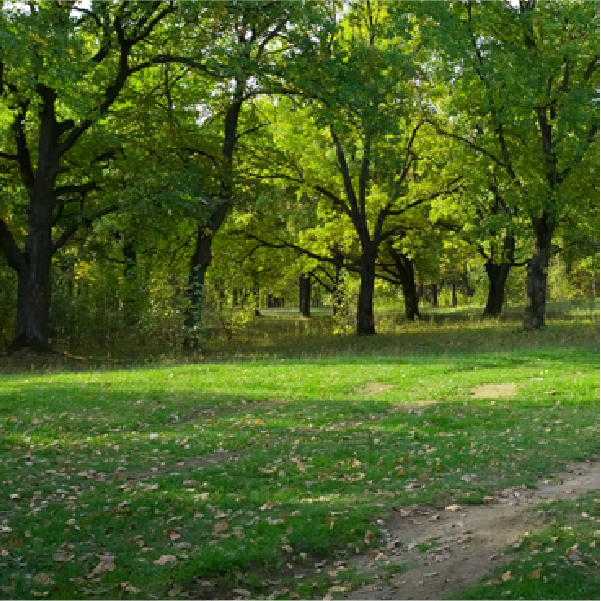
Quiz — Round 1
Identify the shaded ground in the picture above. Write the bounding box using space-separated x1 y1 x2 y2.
345 461 600 601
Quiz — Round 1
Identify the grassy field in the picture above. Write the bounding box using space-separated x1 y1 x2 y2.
0 302 599 599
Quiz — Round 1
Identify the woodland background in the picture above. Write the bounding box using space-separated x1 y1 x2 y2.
0 0 598 355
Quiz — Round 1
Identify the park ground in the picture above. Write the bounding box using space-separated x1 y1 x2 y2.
0 301 599 600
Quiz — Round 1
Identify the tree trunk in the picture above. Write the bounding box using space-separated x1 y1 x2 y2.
299 274 311 318
452 283 458 308
4 158 57 352
184 86 243 340
12 259 52 352
184 226 213 347
483 262 511 317
356 251 376 335
387 243 420 320
122 239 139 327
429 283 438 307
331 258 344 316
525 213 554 330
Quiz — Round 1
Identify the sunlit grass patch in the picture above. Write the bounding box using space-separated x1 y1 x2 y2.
0 311 598 599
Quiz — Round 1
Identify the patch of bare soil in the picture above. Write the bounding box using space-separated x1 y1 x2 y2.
346 461 600 601
471 383 518 398
389 400 439 414
354 383 396 395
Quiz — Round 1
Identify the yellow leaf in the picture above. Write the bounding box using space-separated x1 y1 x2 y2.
527 569 541 579
501 571 513 581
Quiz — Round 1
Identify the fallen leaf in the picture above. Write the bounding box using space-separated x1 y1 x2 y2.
91 561 115 575
364 530 375 544
52 552 74 562
445 504 463 512
34 573 54 585
165 529 181 540
232 588 251 597
212 520 228 534
153 555 177 565
527 569 541 579
501 571 513 581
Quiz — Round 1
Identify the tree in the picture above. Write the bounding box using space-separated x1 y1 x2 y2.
243 2 461 335
413 0 599 328
0 0 189 350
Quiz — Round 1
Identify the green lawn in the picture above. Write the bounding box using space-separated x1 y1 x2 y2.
0 304 599 599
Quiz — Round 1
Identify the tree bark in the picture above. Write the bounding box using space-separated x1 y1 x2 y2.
122 238 139 327
386 243 421 320
356 250 376 335
12 252 52 352
185 84 244 341
4 91 59 352
483 262 511 317
429 283 438 307
525 212 554 330
452 283 458 308
299 274 311 318
184 223 214 346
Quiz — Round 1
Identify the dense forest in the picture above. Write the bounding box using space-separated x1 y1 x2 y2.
0 0 598 353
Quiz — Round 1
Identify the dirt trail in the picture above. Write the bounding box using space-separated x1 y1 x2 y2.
347 461 600 601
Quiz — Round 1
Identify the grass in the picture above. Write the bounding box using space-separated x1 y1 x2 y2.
0 302 599 599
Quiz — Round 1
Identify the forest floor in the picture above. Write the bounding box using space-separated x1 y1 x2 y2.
0 303 599 600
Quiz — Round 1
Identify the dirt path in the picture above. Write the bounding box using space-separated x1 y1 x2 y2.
346 461 600 601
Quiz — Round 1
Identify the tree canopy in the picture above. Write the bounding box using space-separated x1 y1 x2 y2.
0 0 598 350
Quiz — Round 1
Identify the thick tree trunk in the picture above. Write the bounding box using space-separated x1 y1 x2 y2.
356 251 376 335
483 262 511 318
5 146 57 352
525 214 554 330
184 226 213 346
12 259 52 352
401 275 421 320
299 274 311 318
387 243 421 320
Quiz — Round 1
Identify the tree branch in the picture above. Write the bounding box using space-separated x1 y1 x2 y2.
52 204 118 253
0 218 26 274
54 181 97 202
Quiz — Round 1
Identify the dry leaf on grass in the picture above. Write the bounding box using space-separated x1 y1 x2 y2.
33 573 54 585
52 552 74 562
153 554 177 565
91 561 115 575
212 520 229 534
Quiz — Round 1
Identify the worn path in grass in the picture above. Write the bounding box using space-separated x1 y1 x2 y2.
346 460 600 601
